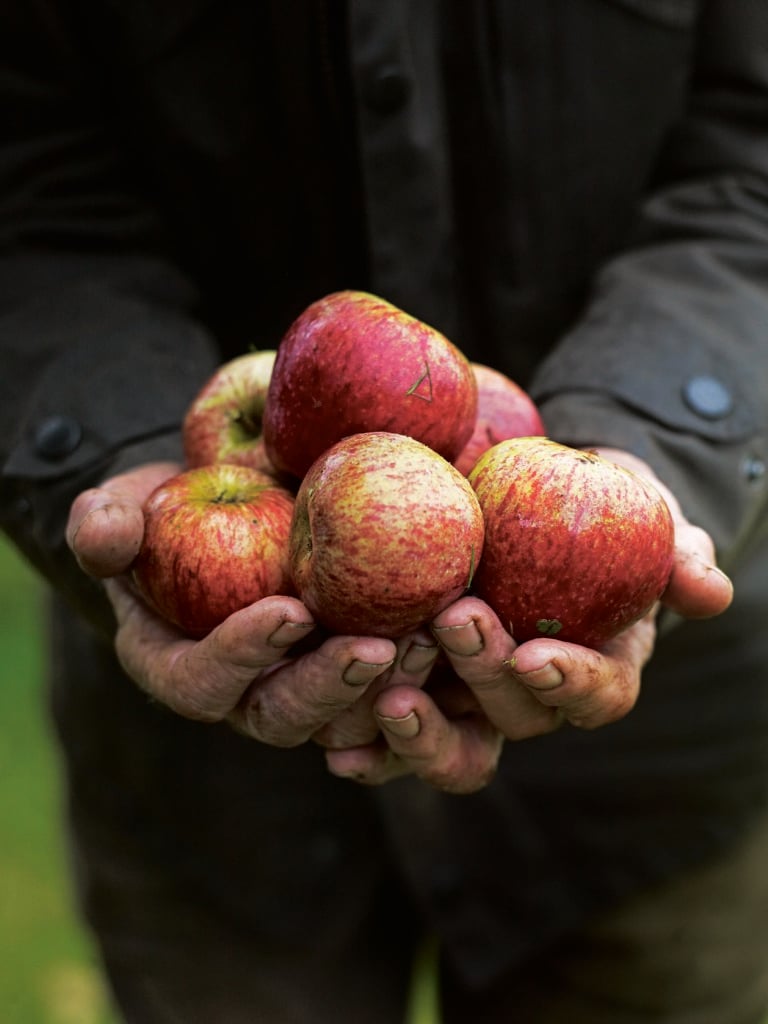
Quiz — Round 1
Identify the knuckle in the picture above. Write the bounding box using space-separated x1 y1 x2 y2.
113 626 136 679
162 656 231 723
164 678 226 723
243 692 312 747
604 677 639 723
429 755 497 795
423 738 500 795
574 678 639 730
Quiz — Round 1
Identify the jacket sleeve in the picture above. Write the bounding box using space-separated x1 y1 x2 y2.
0 3 220 631
528 0 768 572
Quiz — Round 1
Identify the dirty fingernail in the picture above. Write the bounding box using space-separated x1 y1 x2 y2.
267 620 315 648
515 662 564 690
401 642 439 674
343 659 395 687
378 710 421 739
433 620 483 656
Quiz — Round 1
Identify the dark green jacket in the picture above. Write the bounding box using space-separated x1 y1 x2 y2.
1 0 767 982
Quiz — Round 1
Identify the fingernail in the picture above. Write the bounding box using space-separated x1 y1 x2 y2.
401 642 439 674
515 661 564 690
378 710 421 739
706 563 732 586
331 770 367 782
685 551 731 586
67 503 110 557
432 620 483 656
327 763 367 782
267 620 315 648
343 659 395 687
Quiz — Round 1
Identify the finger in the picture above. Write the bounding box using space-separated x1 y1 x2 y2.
326 686 504 794
594 448 733 620
232 630 397 747
311 668 398 751
109 575 398 747
508 611 657 729
67 462 180 576
386 628 441 684
431 596 561 740
312 628 439 750
663 521 733 618
108 581 317 720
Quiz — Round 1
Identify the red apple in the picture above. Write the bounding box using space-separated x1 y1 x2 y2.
468 437 675 648
453 363 546 476
263 291 478 479
289 431 485 638
183 350 277 472
132 463 295 637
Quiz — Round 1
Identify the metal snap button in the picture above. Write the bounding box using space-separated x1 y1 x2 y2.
681 376 733 420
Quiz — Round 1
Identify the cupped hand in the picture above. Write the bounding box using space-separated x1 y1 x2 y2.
324 596 553 794
65 463 400 746
435 447 733 731
325 448 734 792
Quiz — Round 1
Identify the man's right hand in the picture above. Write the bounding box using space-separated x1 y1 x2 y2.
65 462 408 746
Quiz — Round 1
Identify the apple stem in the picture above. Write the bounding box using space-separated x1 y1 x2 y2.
233 409 261 435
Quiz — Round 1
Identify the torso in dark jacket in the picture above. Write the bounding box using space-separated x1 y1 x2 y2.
3 0 768 983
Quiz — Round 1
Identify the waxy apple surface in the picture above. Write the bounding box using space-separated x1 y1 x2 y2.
454 363 546 476
132 464 295 638
263 291 478 479
183 350 277 473
469 437 675 648
289 431 485 638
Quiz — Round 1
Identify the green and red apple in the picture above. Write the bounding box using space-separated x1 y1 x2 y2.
132 463 295 637
289 431 485 638
468 437 675 648
263 291 478 479
183 350 277 473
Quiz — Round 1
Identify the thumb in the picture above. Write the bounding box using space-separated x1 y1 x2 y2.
593 447 733 621
66 461 180 577
662 521 734 620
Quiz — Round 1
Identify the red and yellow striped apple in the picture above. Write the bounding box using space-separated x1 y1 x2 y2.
132 463 295 637
469 437 675 649
289 431 485 638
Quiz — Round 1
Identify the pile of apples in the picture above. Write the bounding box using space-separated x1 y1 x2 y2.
132 290 675 650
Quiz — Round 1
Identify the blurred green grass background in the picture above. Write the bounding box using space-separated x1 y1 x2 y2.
0 535 439 1024
0 536 116 1024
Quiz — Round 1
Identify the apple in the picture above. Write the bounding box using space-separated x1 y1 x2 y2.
289 431 485 638
262 291 478 479
183 350 277 473
132 463 295 637
468 437 675 649
453 363 546 476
